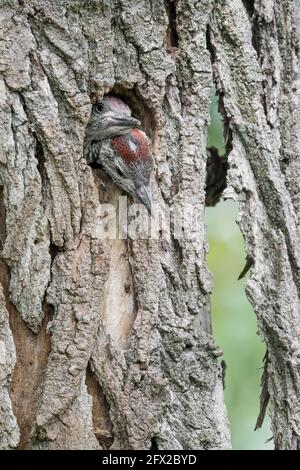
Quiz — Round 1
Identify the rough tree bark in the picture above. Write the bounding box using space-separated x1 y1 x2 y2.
0 0 299 451
208 0 300 450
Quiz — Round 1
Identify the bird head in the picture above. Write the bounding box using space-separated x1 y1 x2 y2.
85 95 141 142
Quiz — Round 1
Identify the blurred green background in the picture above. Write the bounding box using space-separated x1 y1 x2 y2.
205 92 272 449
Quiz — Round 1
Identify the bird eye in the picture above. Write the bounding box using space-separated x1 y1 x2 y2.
96 102 104 112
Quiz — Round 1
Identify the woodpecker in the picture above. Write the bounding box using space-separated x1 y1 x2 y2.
84 95 154 215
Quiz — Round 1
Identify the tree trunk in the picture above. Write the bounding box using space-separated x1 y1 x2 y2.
0 0 229 450
208 0 300 450
0 0 298 451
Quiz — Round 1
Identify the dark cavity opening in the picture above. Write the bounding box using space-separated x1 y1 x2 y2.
164 0 179 48
34 136 49 212
150 436 159 450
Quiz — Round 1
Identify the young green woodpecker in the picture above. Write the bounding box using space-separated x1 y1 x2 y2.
84 95 153 215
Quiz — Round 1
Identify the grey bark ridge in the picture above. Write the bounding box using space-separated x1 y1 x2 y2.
0 285 20 449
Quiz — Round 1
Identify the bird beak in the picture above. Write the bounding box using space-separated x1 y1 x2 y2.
106 116 141 134
136 184 153 216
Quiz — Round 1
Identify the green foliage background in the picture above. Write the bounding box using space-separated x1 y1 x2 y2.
205 92 272 449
